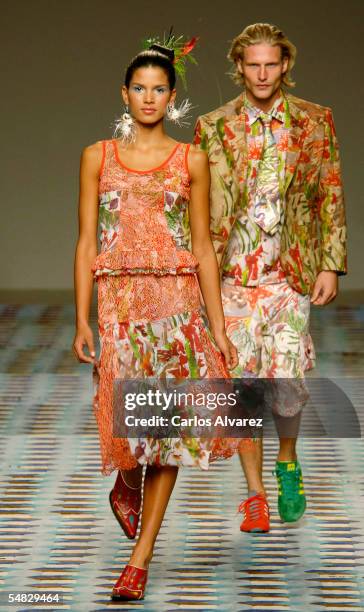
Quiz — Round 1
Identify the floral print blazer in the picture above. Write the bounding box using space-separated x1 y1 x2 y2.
193 92 347 295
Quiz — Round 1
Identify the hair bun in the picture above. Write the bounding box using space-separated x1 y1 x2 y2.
149 43 175 63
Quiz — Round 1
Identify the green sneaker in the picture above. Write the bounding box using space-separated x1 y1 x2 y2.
274 460 306 522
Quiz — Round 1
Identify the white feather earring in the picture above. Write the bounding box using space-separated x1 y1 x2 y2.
113 105 137 145
166 99 193 127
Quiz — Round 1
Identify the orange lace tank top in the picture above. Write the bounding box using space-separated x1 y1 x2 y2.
91 140 199 278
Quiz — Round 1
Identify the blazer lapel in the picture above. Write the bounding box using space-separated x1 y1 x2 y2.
224 94 249 191
284 93 310 196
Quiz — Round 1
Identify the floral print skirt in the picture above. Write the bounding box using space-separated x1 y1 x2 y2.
221 278 316 379
93 273 240 475
221 278 316 417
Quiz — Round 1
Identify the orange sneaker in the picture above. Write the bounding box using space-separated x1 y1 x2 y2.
238 493 270 533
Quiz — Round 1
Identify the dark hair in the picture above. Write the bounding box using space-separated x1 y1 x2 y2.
124 46 176 89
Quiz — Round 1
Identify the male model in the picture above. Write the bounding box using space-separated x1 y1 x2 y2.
194 22 347 531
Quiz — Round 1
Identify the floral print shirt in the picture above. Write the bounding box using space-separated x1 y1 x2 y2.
222 92 290 286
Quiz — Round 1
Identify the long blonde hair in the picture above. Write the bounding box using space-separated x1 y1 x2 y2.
228 23 297 88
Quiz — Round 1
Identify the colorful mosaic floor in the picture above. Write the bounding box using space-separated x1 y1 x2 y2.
0 303 363 611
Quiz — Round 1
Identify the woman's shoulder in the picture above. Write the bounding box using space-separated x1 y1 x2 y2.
80 140 111 167
82 139 109 156
185 143 208 166
175 141 208 161
186 143 207 157
180 143 209 181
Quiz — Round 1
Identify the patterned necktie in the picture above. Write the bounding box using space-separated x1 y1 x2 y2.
254 114 281 235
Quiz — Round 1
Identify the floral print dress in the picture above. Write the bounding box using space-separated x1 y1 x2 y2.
91 140 238 475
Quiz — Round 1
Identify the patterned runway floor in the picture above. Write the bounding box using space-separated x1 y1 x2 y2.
0 303 363 611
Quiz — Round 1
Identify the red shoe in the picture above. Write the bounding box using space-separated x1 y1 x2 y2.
238 493 270 532
109 471 142 539
111 564 148 601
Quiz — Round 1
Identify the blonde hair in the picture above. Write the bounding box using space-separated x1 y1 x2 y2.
228 23 297 88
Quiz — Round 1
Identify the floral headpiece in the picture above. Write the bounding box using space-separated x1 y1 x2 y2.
142 29 199 90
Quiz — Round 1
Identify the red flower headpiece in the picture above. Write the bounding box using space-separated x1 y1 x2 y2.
142 31 199 89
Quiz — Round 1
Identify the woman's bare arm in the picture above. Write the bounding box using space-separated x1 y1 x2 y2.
188 146 238 370
73 142 102 364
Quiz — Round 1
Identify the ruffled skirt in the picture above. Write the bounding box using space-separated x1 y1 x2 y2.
93 273 240 475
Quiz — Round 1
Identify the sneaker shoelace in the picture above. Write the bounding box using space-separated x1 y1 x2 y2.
238 494 267 521
275 467 301 501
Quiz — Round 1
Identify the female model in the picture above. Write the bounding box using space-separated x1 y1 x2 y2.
73 39 240 601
